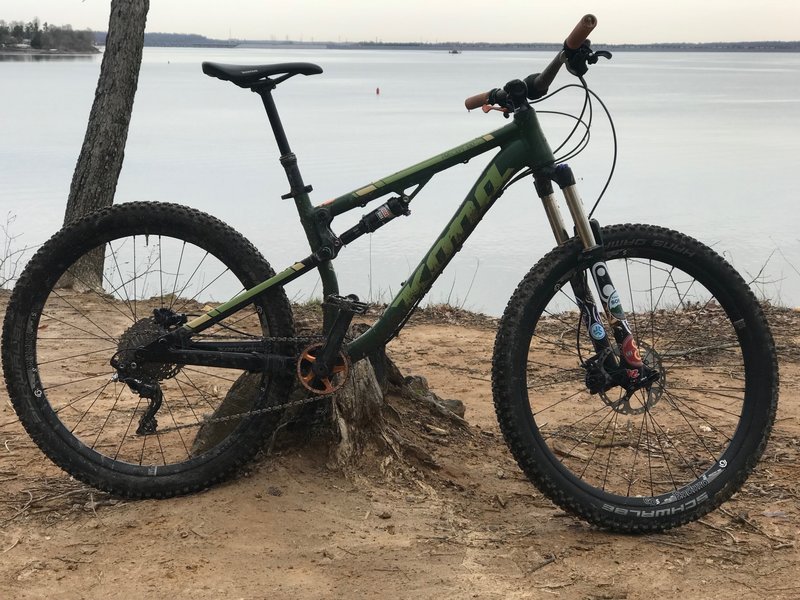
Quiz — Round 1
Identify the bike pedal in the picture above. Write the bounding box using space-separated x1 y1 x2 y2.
324 294 369 315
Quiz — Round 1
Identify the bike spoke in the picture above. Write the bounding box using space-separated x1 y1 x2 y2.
90 384 125 451
173 266 234 316
159 393 191 459
173 377 206 428
643 405 680 493
578 407 619 480
662 390 735 445
169 242 187 311
53 381 115 415
45 372 115 391
65 380 115 432
531 387 587 416
666 387 743 416
601 409 620 491
37 345 117 367
43 292 119 343
112 393 141 461
175 371 223 414
641 407 703 481
107 240 137 322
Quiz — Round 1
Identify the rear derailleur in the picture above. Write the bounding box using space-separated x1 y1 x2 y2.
110 307 186 436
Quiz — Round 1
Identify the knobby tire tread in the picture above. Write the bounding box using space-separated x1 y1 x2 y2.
2 202 296 499
492 224 778 532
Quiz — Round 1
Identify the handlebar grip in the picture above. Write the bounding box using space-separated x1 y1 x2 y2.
465 91 491 111
565 14 597 49
530 14 597 94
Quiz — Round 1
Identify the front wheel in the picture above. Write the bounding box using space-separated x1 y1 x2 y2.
2 202 296 498
492 224 778 532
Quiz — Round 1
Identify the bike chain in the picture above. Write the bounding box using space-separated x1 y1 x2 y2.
148 335 338 436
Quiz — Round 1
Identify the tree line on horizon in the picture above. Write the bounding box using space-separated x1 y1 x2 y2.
93 30 800 52
0 18 96 52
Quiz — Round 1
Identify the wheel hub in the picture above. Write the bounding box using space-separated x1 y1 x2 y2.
599 344 666 415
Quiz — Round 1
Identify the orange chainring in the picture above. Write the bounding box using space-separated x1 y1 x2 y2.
296 343 350 395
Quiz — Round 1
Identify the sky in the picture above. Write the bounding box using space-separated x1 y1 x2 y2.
2 1 800 44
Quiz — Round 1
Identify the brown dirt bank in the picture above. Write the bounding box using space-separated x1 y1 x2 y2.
1 293 798 599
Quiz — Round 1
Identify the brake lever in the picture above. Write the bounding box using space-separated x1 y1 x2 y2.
564 41 612 77
482 104 510 118
588 50 613 64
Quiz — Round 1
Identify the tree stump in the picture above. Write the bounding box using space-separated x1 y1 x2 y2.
190 339 468 476
328 356 386 467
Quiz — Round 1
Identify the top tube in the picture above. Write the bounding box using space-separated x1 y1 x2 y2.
343 110 557 360
323 120 520 217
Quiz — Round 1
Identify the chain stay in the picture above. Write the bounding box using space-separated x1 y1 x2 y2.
148 334 335 436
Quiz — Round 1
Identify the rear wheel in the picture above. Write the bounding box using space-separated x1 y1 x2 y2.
2 202 295 498
492 224 778 532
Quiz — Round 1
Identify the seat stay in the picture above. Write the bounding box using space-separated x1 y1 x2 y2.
202 61 323 88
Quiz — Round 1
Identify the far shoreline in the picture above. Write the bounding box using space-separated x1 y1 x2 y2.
0 48 100 56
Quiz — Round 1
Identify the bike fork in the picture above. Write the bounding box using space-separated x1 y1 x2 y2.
534 165 656 391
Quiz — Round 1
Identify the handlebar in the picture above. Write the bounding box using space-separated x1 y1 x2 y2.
565 14 597 50
464 14 598 111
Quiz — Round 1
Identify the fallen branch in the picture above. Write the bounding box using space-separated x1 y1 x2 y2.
528 553 557 573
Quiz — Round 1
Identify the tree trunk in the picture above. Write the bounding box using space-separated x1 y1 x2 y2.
59 0 149 289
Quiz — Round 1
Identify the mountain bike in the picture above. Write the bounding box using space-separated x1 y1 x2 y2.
1 15 778 532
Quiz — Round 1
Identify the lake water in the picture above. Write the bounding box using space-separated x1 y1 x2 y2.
1 48 799 314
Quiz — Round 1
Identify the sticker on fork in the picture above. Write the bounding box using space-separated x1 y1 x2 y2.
622 335 643 367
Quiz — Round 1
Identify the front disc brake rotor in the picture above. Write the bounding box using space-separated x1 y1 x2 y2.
600 344 666 415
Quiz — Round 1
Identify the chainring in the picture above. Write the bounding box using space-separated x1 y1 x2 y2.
296 343 350 395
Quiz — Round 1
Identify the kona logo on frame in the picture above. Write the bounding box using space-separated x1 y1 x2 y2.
391 165 511 310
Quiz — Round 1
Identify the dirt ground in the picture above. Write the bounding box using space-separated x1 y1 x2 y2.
1 297 798 600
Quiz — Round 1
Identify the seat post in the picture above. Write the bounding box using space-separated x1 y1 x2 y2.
252 83 314 205
247 76 339 332
254 83 292 156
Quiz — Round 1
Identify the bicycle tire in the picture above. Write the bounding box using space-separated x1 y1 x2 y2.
492 224 778 532
2 202 296 498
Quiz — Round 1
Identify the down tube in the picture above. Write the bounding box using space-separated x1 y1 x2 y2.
347 141 528 361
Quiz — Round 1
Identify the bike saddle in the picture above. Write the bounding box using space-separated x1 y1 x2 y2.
202 61 323 88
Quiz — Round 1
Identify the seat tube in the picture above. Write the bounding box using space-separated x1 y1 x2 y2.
253 84 340 319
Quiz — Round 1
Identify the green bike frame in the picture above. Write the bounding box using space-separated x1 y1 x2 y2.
181 106 557 362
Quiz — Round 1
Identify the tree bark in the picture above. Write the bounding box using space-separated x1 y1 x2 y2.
328 357 388 466
59 0 149 289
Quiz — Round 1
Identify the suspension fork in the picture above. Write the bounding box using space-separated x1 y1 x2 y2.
534 165 644 374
